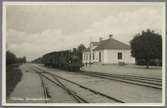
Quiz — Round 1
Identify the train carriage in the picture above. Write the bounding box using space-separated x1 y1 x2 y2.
42 50 82 71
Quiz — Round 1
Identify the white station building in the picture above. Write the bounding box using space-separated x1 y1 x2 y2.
82 35 135 65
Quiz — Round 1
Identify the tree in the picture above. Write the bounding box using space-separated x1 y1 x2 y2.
6 51 17 65
23 56 26 63
130 29 162 69
77 44 86 52
77 44 86 60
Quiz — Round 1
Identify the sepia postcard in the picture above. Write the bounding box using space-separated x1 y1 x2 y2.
2 1 166 106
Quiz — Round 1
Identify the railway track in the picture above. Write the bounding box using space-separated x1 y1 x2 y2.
37 72 50 103
35 64 162 89
33 66 125 103
81 71 162 82
79 71 162 89
35 70 88 103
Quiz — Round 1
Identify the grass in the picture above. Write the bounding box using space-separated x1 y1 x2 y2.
6 64 23 98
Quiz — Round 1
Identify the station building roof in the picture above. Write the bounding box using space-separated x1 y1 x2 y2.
83 35 131 53
94 37 130 50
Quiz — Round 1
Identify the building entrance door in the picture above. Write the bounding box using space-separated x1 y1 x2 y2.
99 52 101 62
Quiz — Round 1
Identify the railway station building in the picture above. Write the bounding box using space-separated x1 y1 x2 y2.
82 34 135 65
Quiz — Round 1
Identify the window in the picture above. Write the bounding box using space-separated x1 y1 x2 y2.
93 53 95 60
99 52 101 62
118 52 122 59
90 53 91 60
85 54 87 60
84 54 85 60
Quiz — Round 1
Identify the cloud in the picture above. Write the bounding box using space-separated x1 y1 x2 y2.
7 28 91 60
84 7 163 43
6 5 164 61
7 29 62 60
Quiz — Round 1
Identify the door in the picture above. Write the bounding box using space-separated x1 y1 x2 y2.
99 52 101 62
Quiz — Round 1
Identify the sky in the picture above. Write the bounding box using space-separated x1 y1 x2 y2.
5 2 165 61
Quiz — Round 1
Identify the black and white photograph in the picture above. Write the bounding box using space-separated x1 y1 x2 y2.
2 1 165 106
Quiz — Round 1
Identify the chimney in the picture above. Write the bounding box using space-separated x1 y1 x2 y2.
109 34 113 39
99 37 103 42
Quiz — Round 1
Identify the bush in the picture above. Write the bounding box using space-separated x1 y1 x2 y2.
6 51 17 65
136 59 162 66
118 62 126 66
6 64 23 98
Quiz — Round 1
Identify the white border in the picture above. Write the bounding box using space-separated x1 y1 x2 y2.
2 1 6 105
2 1 166 106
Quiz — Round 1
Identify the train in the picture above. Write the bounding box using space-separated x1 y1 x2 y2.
42 50 83 71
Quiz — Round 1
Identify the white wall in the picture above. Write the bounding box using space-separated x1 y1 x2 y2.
83 51 96 64
83 49 135 64
82 52 90 63
104 49 135 64
93 50 105 64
